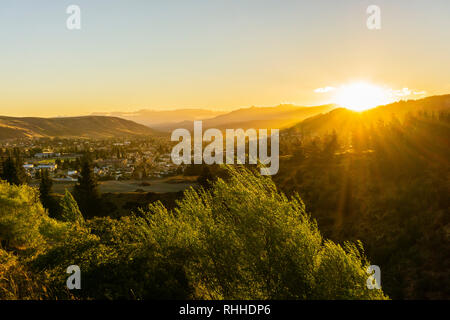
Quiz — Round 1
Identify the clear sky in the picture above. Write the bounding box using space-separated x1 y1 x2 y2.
0 0 449 117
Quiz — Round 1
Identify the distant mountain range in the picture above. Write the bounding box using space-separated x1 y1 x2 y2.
93 109 227 130
93 96 449 136
0 116 157 140
1 95 448 141
140 104 337 132
286 94 450 137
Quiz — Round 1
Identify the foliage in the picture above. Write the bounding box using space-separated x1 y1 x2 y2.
38 169 60 218
141 166 386 299
59 190 85 225
73 158 101 218
0 248 54 300
0 182 47 250
0 167 386 300
276 111 450 299
0 156 27 186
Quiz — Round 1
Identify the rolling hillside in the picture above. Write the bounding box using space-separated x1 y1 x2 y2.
0 116 157 140
286 95 450 137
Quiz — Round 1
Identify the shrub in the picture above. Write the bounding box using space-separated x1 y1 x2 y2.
142 166 387 299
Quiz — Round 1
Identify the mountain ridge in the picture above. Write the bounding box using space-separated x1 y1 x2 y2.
286 94 450 136
93 108 227 129
153 104 337 131
0 115 157 140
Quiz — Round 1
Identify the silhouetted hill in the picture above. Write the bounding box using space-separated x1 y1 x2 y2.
287 95 450 136
0 116 157 140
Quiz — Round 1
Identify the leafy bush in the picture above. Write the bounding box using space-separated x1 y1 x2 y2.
0 182 47 250
141 166 387 299
0 248 55 300
1 168 387 300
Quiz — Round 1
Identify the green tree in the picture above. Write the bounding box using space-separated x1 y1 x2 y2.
39 169 53 211
0 182 46 249
59 190 84 225
0 156 27 185
73 159 101 218
0 165 388 300
143 166 387 300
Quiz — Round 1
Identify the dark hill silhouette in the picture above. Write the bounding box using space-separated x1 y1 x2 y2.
286 95 450 136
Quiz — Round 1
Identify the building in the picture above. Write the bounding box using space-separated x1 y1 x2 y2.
35 152 61 159
35 164 58 172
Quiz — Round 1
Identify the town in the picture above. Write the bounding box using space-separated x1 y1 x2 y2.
0 136 184 193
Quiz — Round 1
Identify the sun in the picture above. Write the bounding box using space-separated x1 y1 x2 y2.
333 82 393 111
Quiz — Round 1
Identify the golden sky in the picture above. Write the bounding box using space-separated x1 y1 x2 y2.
0 0 449 117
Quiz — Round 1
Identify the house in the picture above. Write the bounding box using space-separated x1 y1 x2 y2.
35 152 61 159
35 164 58 172
22 164 34 177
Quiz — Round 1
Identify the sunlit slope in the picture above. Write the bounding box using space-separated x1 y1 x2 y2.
287 95 450 137
0 116 157 140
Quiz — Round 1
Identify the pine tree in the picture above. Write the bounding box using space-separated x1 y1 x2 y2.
59 190 84 225
73 158 101 217
39 169 53 211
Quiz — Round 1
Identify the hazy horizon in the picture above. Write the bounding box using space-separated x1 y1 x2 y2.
2 95 445 119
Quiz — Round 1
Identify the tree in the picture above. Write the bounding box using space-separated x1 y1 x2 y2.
0 165 388 300
39 169 53 211
0 156 27 185
59 190 84 225
73 158 101 218
143 166 388 300
0 181 46 249
322 130 339 159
